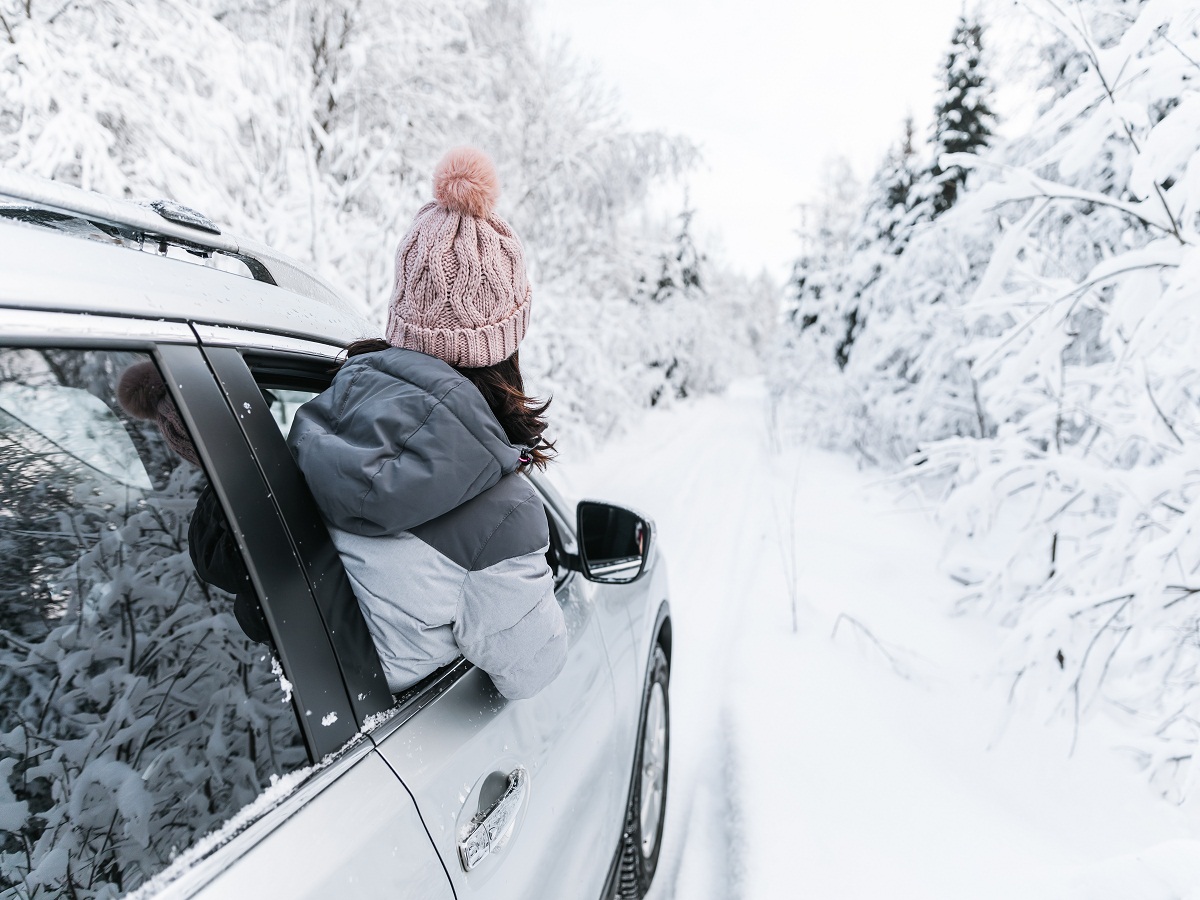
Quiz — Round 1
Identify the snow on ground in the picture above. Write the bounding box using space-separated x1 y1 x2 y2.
555 380 1200 899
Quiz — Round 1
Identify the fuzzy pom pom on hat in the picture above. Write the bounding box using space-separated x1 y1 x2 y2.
385 147 532 369
117 361 201 467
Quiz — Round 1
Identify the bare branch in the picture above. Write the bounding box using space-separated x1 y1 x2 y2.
831 614 914 681
1144 366 1185 447
1164 586 1200 610
1070 594 1134 755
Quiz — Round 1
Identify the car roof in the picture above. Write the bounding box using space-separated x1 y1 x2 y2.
0 169 378 349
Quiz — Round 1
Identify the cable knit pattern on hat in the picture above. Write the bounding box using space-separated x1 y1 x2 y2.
385 147 532 368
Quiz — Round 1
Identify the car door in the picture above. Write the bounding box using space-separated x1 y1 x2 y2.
0 309 453 899
370 567 622 900
194 328 627 900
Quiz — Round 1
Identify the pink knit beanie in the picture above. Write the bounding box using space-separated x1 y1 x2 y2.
385 147 532 369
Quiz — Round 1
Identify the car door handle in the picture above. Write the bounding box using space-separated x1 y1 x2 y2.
458 767 529 872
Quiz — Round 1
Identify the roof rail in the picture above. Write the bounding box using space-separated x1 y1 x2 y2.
0 168 359 317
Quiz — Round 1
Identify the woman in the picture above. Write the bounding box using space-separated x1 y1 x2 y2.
287 147 567 701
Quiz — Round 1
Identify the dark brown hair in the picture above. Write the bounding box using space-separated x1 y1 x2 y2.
342 339 555 472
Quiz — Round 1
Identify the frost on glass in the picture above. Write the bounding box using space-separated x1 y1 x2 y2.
0 348 305 899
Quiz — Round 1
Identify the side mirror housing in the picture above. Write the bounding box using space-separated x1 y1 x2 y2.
576 500 653 585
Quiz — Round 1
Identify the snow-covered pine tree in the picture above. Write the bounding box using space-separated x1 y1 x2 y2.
866 116 924 247
633 208 710 406
786 157 862 338
925 13 996 217
827 0 1200 802
830 117 930 369
786 118 928 376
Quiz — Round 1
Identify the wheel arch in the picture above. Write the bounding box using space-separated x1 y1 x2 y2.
653 601 672 667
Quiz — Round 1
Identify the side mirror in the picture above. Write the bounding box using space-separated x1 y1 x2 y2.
576 501 652 585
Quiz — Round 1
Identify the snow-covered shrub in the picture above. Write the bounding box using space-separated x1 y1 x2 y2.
916 0 1200 790
781 0 1200 800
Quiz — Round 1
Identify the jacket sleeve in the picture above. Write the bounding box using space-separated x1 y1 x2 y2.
188 484 271 644
452 497 568 701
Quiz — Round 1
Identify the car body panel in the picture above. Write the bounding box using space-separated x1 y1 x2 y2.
0 168 358 316
0 219 375 348
373 571 622 900
138 745 454 900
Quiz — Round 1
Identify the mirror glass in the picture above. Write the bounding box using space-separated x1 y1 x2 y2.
577 501 650 584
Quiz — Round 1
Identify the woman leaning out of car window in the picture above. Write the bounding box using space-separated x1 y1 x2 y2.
286 147 567 701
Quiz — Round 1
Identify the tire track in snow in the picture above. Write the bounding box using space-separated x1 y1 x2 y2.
561 383 771 900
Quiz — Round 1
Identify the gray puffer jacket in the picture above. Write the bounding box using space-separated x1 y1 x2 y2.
287 347 567 700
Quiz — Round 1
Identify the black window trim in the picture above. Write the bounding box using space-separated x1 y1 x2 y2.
200 342 394 728
156 342 361 758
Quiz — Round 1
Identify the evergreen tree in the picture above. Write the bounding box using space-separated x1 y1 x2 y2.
926 14 995 216
635 208 711 405
865 116 923 248
786 157 861 334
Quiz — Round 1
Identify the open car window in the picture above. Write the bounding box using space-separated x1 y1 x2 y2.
542 499 577 593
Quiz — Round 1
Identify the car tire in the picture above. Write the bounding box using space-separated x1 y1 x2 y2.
614 643 670 899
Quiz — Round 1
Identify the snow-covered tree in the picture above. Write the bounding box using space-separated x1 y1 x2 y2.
778 0 1200 802
632 208 714 406
787 157 862 338
925 13 996 216
0 0 763 450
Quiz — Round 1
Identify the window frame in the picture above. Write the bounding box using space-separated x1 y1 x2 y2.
199 340 393 729
196 333 587 730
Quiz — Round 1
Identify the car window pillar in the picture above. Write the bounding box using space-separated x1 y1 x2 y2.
198 343 393 725
155 342 359 757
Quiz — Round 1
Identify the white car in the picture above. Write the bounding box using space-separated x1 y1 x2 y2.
0 172 671 900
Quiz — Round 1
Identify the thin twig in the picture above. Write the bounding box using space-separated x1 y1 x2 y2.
1164 586 1200 610
1070 594 1134 754
1145 367 1185 447
831 614 912 680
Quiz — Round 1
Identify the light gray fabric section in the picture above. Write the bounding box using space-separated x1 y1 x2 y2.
287 348 523 536
331 501 566 699
453 548 567 700
330 528 465 692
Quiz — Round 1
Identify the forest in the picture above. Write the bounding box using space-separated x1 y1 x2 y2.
4 0 1200 895
781 0 1200 804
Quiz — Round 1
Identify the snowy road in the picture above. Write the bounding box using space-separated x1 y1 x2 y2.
556 381 1200 900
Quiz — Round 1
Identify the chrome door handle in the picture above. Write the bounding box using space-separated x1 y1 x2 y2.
458 767 529 872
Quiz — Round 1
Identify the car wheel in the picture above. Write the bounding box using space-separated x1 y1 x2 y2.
614 643 670 899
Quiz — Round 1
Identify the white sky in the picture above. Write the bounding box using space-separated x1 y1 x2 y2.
534 0 989 279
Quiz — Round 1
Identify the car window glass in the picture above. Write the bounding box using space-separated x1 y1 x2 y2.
0 347 305 899
264 387 319 436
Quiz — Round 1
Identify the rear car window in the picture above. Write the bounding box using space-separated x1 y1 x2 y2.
0 347 305 898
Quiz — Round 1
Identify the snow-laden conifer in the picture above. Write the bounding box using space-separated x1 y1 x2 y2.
778 0 1200 800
